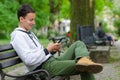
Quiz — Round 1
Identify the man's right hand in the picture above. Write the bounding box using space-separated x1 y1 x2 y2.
47 43 61 52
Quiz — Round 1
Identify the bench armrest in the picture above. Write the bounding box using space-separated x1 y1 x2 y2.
49 36 66 43
2 69 51 79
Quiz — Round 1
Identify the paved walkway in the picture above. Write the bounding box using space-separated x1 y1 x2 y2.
5 61 120 80
70 41 120 80
69 62 120 80
3 40 120 80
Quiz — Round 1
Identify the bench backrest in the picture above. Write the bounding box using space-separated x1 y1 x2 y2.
77 25 95 46
0 44 22 69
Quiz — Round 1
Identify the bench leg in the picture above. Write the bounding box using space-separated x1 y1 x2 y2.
0 73 5 80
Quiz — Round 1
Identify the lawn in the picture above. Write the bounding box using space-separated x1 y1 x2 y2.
0 38 50 47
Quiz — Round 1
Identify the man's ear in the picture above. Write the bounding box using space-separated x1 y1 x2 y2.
19 17 24 22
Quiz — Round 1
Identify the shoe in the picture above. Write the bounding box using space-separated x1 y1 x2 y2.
76 57 103 73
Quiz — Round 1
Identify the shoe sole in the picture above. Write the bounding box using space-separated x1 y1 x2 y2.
76 64 87 72
87 64 103 73
76 64 103 73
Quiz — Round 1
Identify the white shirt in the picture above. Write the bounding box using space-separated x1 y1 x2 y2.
10 27 51 71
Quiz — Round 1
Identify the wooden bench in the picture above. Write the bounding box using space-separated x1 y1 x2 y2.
0 44 69 80
89 46 110 63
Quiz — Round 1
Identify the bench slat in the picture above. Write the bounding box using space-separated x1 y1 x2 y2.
0 44 13 52
0 51 17 60
0 58 22 69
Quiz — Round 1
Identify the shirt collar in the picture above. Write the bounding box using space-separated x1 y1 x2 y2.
15 27 30 32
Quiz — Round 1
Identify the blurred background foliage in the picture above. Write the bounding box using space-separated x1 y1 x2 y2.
0 0 120 39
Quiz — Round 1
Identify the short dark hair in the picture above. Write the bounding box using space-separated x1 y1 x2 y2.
17 4 35 21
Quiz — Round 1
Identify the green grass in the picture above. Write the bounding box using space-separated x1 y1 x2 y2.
39 38 50 47
0 38 50 47
0 39 10 44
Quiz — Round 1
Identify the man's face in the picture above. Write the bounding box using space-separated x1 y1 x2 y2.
19 13 35 30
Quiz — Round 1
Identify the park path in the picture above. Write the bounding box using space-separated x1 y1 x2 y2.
3 40 120 80
69 61 120 80
70 40 120 80
4 60 120 80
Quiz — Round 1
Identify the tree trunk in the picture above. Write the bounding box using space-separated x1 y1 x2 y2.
49 0 62 26
70 0 95 42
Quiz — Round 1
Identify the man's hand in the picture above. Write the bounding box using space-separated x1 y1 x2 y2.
47 43 61 52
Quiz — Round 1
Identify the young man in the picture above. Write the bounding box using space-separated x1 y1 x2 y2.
10 4 103 80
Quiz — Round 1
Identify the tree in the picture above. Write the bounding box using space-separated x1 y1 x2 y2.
70 0 95 41
0 0 19 39
113 0 120 36
49 0 62 24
